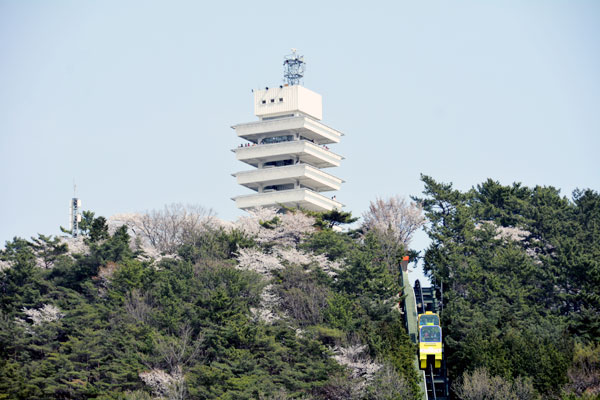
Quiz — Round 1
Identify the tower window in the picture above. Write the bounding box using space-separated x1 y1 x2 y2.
263 159 294 167
262 135 293 144
279 98 284 102
264 183 294 191
270 99 275 103
261 100 266 104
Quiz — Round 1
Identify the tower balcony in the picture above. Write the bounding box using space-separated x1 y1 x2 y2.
233 140 343 168
232 115 343 145
233 164 343 193
232 188 343 212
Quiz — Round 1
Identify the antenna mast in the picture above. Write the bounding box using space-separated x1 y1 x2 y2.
70 181 82 237
283 48 306 86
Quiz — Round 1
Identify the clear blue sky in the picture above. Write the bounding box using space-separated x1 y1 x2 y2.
1 1 599 276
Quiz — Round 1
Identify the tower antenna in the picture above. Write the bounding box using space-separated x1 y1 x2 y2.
283 49 305 86
70 180 82 237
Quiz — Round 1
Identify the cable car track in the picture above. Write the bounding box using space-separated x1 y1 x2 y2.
399 261 449 400
414 279 449 400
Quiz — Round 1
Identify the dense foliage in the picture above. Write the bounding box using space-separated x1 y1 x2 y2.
416 176 600 399
0 210 420 399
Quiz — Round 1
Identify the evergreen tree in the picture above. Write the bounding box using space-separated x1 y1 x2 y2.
30 234 68 268
415 175 599 397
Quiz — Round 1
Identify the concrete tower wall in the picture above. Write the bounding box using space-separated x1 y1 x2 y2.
254 85 322 121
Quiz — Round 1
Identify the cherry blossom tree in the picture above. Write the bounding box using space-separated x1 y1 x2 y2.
139 367 185 400
21 304 64 325
362 196 425 247
362 196 425 272
234 207 315 247
236 248 283 276
16 304 65 333
121 204 216 254
332 343 382 382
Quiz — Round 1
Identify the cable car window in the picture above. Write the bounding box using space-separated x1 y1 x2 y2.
419 314 440 326
420 326 441 342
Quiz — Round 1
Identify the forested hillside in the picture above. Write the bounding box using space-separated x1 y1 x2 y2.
416 176 600 399
1 177 598 400
0 205 421 399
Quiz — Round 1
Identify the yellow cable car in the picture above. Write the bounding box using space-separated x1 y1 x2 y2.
418 312 442 370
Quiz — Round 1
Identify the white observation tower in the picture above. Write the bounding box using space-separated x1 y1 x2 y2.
231 51 344 212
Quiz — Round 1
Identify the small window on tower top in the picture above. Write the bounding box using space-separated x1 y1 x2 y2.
279 98 284 102
270 99 275 103
261 100 266 104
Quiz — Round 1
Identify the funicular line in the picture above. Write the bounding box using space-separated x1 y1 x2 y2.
405 274 450 400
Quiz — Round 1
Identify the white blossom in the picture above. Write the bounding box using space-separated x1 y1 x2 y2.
236 248 283 276
362 196 425 247
233 207 315 247
21 304 64 326
248 206 281 222
260 284 281 308
249 307 279 324
493 225 530 242
237 246 340 279
250 284 285 324
275 247 313 265
110 205 218 254
332 344 382 382
475 221 531 243
278 211 315 244
139 366 184 399
0 260 11 272
233 207 279 238
487 222 546 265
313 253 342 277
276 248 341 277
